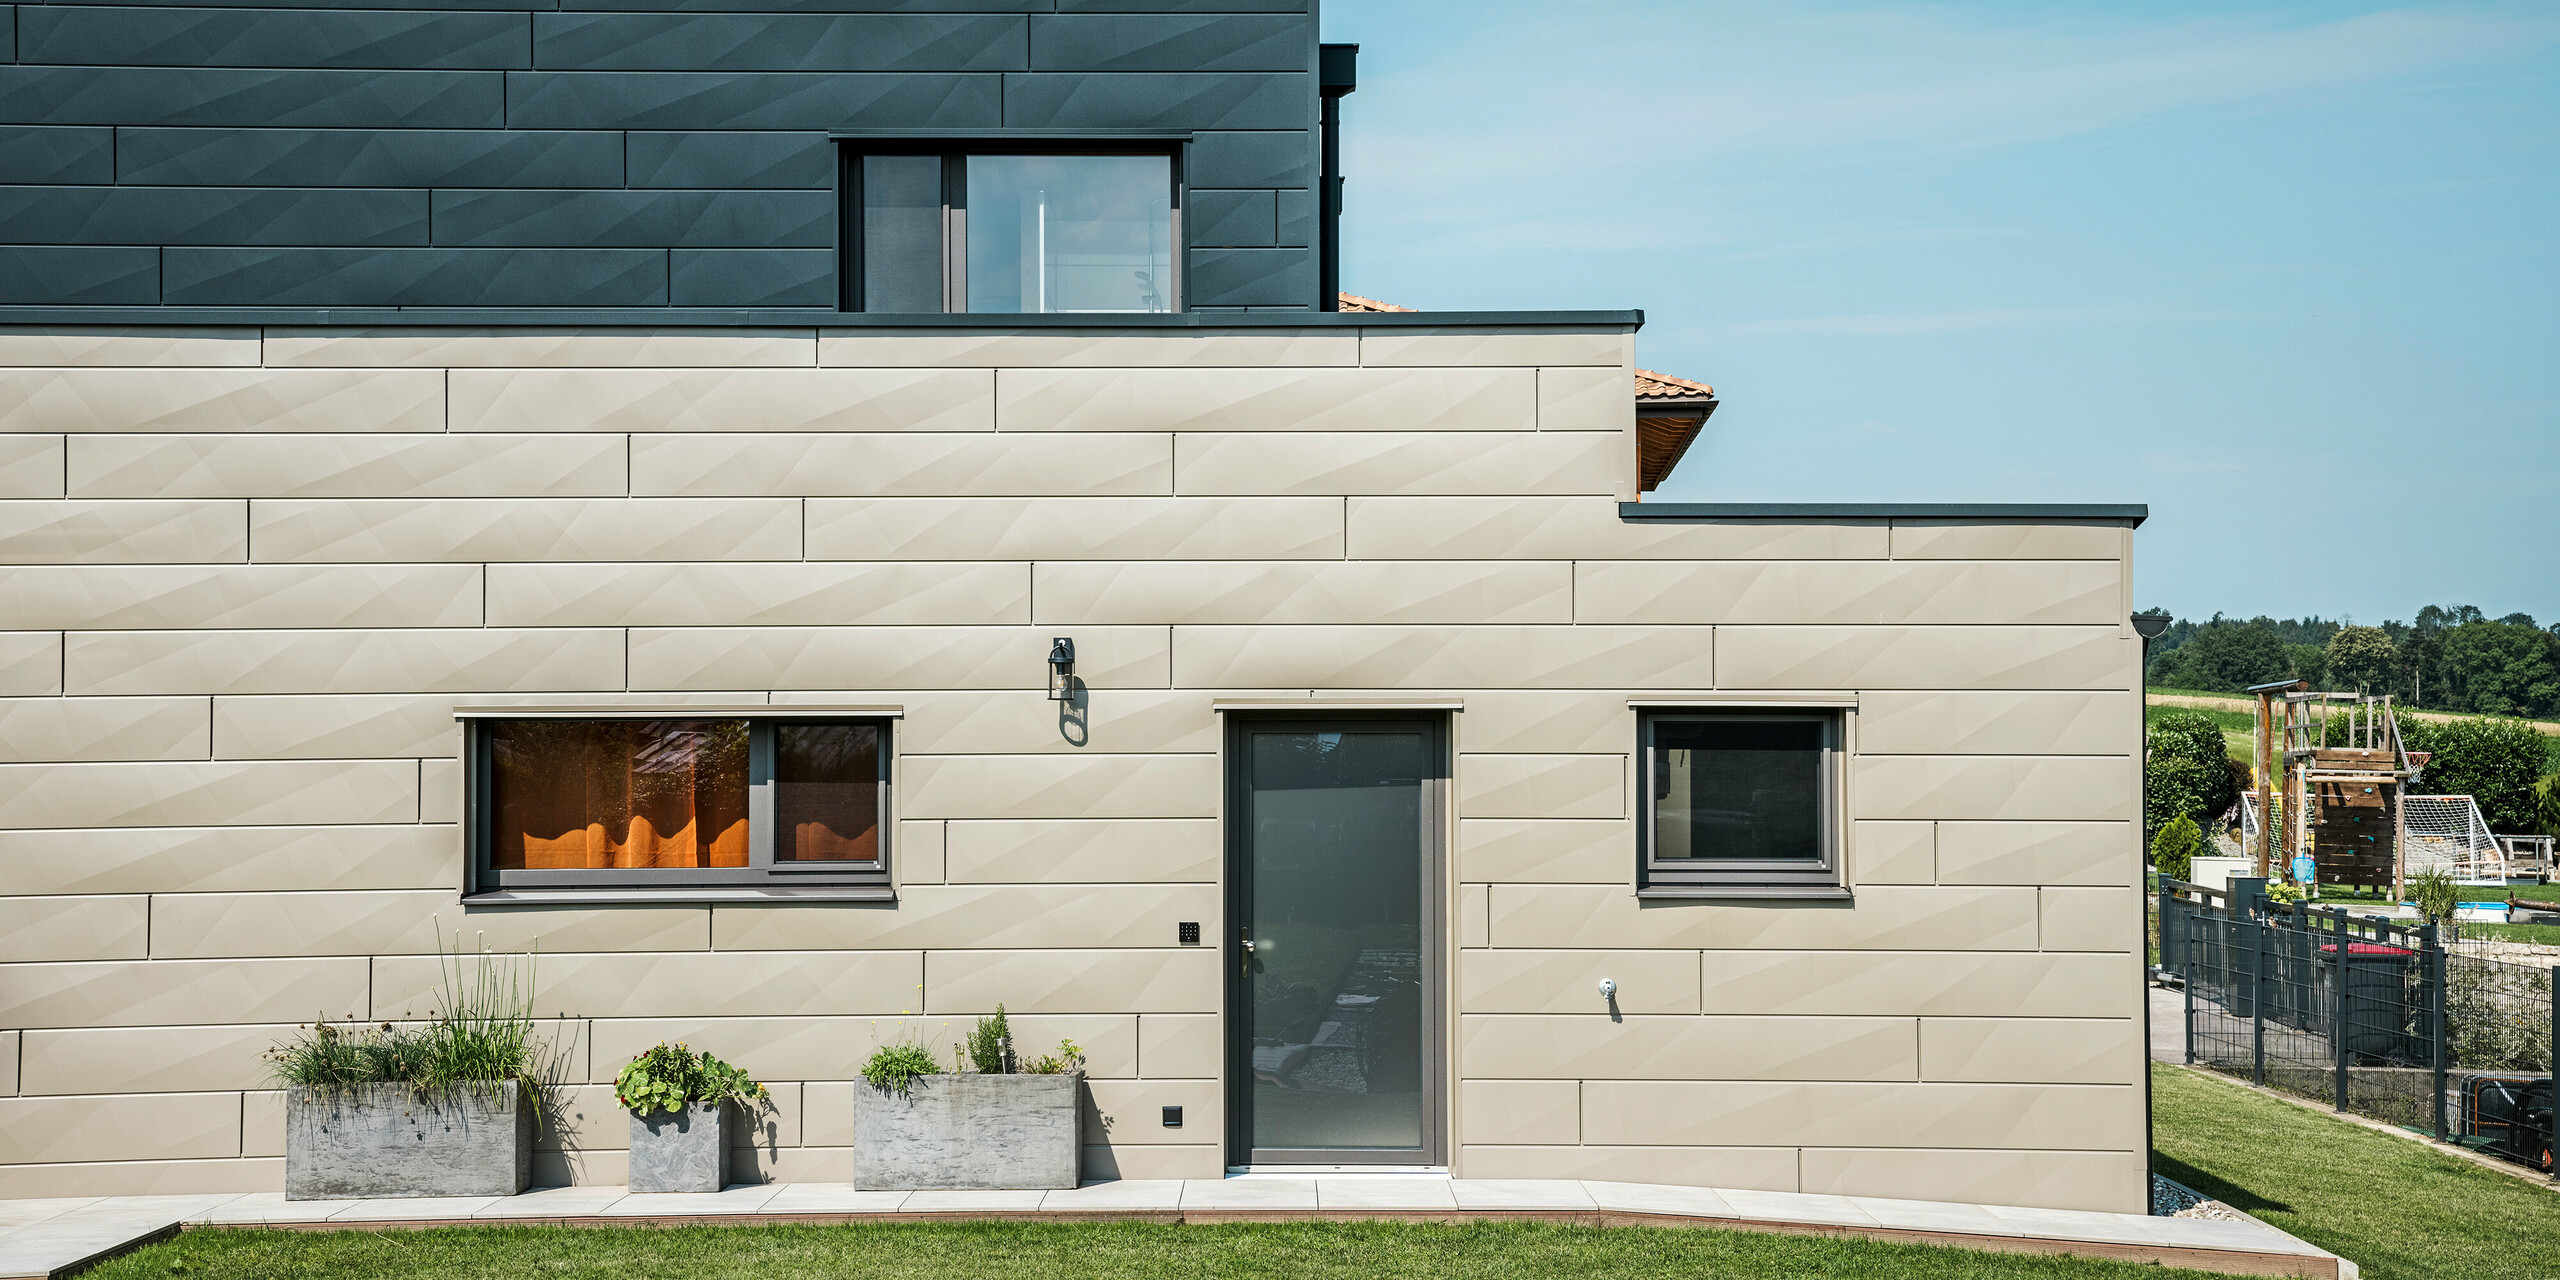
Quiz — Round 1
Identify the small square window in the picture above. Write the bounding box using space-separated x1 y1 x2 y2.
467 715 892 898
1639 711 1841 892
841 145 1180 314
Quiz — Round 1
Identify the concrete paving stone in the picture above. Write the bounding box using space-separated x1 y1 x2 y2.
469 1186 630 1218
1179 1178 1316 1209
759 1184 911 1214
1975 1202 2165 1245
1707 1188 1883 1229
0 1195 237 1278
2135 1213 2329 1256
193 1192 352 1225
898 1189 1048 1213
1313 1178 1457 1210
1846 1195 2014 1234
1449 1180 1595 1211
1581 1180 1737 1218
324 1195 499 1222
1038 1180 1183 1212
0 1197 98 1231
604 1185 781 1217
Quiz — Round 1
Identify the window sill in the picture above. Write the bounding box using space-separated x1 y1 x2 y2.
1636 885 1855 902
463 887 896 906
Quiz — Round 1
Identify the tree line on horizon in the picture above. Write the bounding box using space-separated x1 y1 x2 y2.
2141 604 2560 719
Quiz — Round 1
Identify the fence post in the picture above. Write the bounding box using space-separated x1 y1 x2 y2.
2183 932 2197 1066
2253 909 2268 1088
2424 921 2445 1143
2333 908 2352 1112
2157 880 2176 979
2548 965 2557 1183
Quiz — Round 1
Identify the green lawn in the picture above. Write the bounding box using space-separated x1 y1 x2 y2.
94 1217 2234 1280
2151 1063 2560 1280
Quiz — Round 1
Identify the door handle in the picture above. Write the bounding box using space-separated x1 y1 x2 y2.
1239 937 1256 978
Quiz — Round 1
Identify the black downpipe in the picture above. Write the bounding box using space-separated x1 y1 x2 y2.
1318 43 1357 312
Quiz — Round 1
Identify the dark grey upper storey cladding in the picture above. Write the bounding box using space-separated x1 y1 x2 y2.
0 0 1327 311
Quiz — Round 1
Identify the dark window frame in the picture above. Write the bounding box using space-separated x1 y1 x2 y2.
1636 708 1845 896
461 710 896 903
836 135 1189 315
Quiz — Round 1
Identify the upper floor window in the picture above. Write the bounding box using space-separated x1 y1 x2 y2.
464 713 893 900
1638 710 1842 894
844 146 1180 314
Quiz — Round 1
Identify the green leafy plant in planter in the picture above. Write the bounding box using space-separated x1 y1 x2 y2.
265 934 547 1109
962 1004 1015 1074
863 1042 943 1094
614 1043 768 1116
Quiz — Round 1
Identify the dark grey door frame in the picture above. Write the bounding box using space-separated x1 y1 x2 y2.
1221 712 1448 1169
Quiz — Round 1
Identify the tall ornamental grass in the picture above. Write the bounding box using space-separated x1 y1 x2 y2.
266 932 547 1111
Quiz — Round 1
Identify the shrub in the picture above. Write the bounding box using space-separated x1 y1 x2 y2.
614 1043 767 1117
1019 1039 1086 1077
2150 814 2200 881
2145 710 2242 840
964 1005 1015 1075
2404 716 2551 832
2410 866 2458 924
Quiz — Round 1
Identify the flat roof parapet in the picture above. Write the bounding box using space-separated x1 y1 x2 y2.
0 308 1643 330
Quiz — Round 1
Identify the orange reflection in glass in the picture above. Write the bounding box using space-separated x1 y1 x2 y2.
489 720 749 870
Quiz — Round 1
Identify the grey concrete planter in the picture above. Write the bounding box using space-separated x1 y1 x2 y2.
284 1081 532 1200
852 1073 1079 1190
627 1101 732 1193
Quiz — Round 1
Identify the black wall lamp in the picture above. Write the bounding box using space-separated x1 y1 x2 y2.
1047 637 1075 701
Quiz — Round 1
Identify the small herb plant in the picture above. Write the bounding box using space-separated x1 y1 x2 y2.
1019 1039 1085 1076
862 1042 942 1094
613 1042 768 1117
963 1004 1015 1074
264 933 547 1113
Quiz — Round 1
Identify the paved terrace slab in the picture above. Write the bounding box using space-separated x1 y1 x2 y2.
0 1179 2356 1280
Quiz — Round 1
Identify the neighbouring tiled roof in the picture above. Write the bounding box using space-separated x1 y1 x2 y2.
1341 292 1715 490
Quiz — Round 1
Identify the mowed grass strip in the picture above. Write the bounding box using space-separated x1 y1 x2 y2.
2153 1063 2560 1280
96 1218 2240 1280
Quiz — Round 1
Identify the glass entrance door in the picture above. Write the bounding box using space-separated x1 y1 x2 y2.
1226 718 1443 1166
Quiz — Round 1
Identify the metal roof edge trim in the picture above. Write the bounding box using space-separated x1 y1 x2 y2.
0 308 1645 329
1620 502 2147 526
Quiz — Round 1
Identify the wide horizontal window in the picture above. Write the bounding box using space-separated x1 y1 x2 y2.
467 716 890 898
843 145 1179 314
1639 711 1840 891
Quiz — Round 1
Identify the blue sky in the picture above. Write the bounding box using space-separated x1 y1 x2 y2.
1325 1 2559 626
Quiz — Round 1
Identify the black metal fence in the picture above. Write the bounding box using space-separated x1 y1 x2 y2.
2156 878 2558 1175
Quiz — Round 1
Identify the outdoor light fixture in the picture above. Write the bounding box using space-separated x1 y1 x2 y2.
1047 637 1075 701
2132 612 2173 642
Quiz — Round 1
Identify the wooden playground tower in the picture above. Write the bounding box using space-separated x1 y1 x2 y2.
2248 679 2419 896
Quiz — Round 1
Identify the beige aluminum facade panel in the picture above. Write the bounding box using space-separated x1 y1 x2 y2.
1358 327 1630 368
0 327 258 367
70 433 629 500
817 328 1355 369
451 368 993 434
369 951 925 1022
0 957 372 1028
1078 1080 1223 1146
1457 1080 1580 1145
1581 1080 2138 1150
923 949 1217 1015
1174 432 1619 497
1714 626 2131 690
869 690 1216 756
1455 819 1630 884
1454 754 1623 820
1918 1018 2141 1085
1458 950 1701 1015
1537 366 1636 432
1456 1144 1800 1191
0 501 246 564
1572 561 2121 627
0 632 62 695
0 563 483 630
628 625 1167 692
1797 1149 2143 1215
1035 561 1570 626
0 824 456 896
65 627 628 696
0 759 417 829
806 496 1343 562
1488 884 2039 951
485 562 1030 628
1856 691 2135 756
1138 1013 1220 1078
2039 887 2140 953
0 1031 14 1094
631 432 1171 498
0 369 442 434
997 367 1534 433
252 498 803 563
148 891 709 959
18 1024 286 1095
587 1015 1136 1086
903 754 1217 821
1855 820 1936 885
710 884 1216 952
1172 625 1715 689
943 818 1219 883
263 327 817 368
1461 1015 1918 1082
1937 821 2128 887
1890 520 2126 560
1850 756 2132 822
0 696 210 763
0 434 65 497
1455 690 1637 754
0 1093 243 1165
1349 498 1888 560
898 817 946 885
1695 952 2136 1018
0 894 149 962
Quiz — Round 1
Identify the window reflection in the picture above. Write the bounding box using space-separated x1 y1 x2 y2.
489 720 750 870
967 154 1173 314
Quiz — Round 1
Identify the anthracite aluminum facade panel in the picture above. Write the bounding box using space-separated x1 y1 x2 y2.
0 0 1327 311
